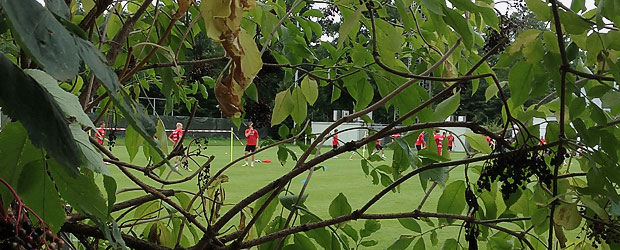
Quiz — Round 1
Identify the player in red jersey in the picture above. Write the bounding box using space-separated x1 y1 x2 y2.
243 122 260 167
169 123 190 171
447 132 455 151
434 129 444 155
95 122 105 145
374 138 385 158
538 137 546 145
332 129 339 158
415 132 425 150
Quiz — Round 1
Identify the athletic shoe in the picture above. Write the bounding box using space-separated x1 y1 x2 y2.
241 163 249 167
251 164 254 167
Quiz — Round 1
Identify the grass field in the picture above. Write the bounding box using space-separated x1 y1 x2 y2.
105 138 495 249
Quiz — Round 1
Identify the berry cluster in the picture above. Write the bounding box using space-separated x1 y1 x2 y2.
244 102 271 129
187 64 212 84
0 211 64 250
107 129 117 150
464 186 479 250
483 13 525 54
477 150 551 199
581 211 620 248
193 137 209 155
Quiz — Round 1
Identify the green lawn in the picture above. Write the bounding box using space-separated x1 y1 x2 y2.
104 138 496 249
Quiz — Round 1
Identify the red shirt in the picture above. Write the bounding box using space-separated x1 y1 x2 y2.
245 129 259 146
169 128 183 145
448 135 454 147
96 127 105 145
416 133 425 146
332 134 339 146
485 136 491 143
392 133 401 139
434 134 444 154
376 139 381 146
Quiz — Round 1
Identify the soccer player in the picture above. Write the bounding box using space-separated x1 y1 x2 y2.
415 132 425 150
374 138 385 158
447 132 455 151
434 129 444 155
169 123 190 171
332 129 339 158
95 122 105 145
538 137 546 145
243 122 259 167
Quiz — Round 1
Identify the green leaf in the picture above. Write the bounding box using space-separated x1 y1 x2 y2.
25 69 94 128
125 125 145 163
245 82 259 102
48 159 108 219
300 76 319 105
507 29 541 56
291 88 308 124
69 123 109 176
553 203 582 230
342 224 359 242
254 191 280 236
277 145 288 165
434 92 461 122
75 38 169 169
360 239 378 247
0 123 40 206
279 194 308 211
442 7 473 49
386 235 415 250
395 0 415 31
303 9 324 18
103 175 117 213
398 218 422 232
525 0 551 21
338 7 362 48
448 0 478 13
331 85 341 103
430 230 438 245
581 197 610 221
0 0 79 81
437 180 466 224
570 0 586 12
293 233 317 250
419 0 445 16
508 61 534 107
479 6 499 31
363 219 381 234
0 54 80 173
558 10 591 35
441 239 458 250
485 81 501 101
412 237 425 250
329 193 352 218
17 160 65 233
44 0 70 20
271 90 295 126
300 215 331 249
278 125 290 138
464 132 492 154
543 31 560 54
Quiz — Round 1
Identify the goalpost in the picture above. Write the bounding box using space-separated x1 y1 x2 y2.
103 127 244 162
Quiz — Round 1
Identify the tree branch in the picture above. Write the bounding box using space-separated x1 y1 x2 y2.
61 222 173 250
140 57 229 71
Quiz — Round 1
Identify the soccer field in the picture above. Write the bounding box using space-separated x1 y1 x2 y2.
106 139 475 249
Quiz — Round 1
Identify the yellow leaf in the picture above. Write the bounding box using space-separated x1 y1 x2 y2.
239 28 263 82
